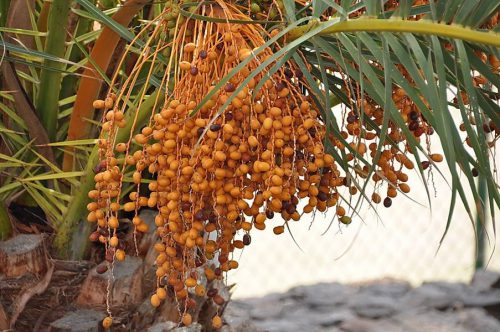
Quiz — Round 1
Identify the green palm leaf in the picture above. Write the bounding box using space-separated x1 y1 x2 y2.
286 0 499 238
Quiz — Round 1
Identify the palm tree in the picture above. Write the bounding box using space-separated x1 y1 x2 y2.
0 0 498 330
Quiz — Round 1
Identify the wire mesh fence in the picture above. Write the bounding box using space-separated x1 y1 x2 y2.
227 165 500 299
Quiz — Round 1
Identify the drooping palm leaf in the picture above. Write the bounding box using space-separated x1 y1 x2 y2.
286 0 499 239
182 0 498 240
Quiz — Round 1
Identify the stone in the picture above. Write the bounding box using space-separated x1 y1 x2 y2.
234 321 264 332
462 290 500 307
244 294 290 320
281 306 333 326
471 270 500 291
147 322 203 332
400 282 466 309
49 309 105 332
221 279 500 332
220 321 263 332
339 317 393 332
458 308 500 332
317 309 355 327
224 301 264 332
358 280 411 298
389 308 469 332
289 282 353 308
172 323 202 332
147 321 177 332
349 295 398 319
253 319 318 332
224 300 252 326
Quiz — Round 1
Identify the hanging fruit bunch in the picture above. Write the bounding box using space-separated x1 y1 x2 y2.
89 2 345 327
85 0 498 329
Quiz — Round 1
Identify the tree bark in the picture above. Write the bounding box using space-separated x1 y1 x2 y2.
0 234 47 277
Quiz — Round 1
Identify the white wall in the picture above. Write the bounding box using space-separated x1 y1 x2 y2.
228 160 500 299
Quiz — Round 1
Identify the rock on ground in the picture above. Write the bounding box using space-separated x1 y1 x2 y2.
225 271 500 332
49 309 105 332
147 322 202 332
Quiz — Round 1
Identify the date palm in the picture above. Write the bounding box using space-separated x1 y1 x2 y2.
0 0 498 328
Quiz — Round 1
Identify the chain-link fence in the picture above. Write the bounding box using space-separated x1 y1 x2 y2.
227 164 500 299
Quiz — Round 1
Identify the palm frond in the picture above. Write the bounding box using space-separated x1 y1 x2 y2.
35 0 72 141
286 0 499 233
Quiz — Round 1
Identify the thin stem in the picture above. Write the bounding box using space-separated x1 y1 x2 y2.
474 175 487 270
35 0 72 141
288 18 500 47
63 0 149 171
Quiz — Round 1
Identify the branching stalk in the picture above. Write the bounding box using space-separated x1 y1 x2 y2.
63 0 149 171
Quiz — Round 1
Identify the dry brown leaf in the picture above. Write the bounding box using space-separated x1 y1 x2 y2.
5 0 36 49
1 62 57 166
